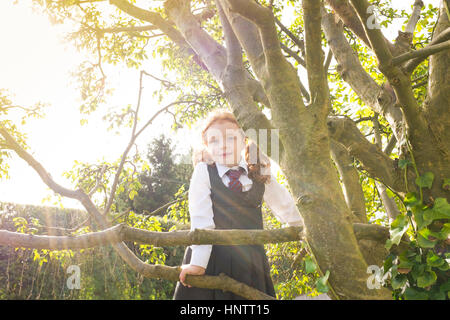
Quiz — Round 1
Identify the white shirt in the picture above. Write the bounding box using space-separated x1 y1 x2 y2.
188 157 304 268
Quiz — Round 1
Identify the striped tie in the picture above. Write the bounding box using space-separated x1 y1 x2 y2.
226 167 244 192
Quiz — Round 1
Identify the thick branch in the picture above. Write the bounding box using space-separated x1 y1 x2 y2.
303 0 330 118
393 39 450 66
349 0 393 64
216 0 241 67
391 0 425 56
224 0 308 140
109 0 188 50
327 116 405 194
330 140 367 223
219 0 266 77
404 27 450 73
349 0 428 143
0 127 81 200
325 0 396 53
163 0 274 131
353 223 389 243
321 10 405 144
0 225 303 250
373 114 400 220
405 0 424 34
96 25 159 34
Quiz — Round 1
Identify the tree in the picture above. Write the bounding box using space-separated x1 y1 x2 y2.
1 0 449 299
115 134 192 215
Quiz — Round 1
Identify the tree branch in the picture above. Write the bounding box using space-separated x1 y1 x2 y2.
330 140 367 223
216 0 241 68
327 116 406 195
224 0 308 133
325 0 396 54
211 0 284 161
280 42 306 68
405 0 424 34
303 0 330 118
404 27 450 73
279 43 310 101
274 16 305 55
321 9 406 144
0 225 303 250
353 223 389 243
349 0 428 143
393 39 450 66
163 0 274 126
108 0 187 49
0 121 276 300
391 0 425 56
104 84 182 215
96 24 159 35
373 114 400 220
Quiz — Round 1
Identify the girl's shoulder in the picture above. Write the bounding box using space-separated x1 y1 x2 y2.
192 161 212 179
190 162 214 188
194 161 212 170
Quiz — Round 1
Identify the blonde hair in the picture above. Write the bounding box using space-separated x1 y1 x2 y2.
193 108 271 184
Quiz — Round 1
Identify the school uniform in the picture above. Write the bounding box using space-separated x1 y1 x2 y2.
173 157 304 300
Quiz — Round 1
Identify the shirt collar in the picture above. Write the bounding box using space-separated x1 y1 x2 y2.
216 155 248 178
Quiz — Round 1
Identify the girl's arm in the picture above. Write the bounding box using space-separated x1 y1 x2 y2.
187 162 215 269
263 173 305 227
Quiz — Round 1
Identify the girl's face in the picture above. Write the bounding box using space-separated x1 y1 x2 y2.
205 120 245 167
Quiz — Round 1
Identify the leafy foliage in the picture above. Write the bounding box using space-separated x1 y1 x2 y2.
382 164 450 300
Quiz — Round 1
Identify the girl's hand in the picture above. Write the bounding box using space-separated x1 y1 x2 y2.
179 264 206 287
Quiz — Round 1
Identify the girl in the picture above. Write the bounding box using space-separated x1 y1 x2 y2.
173 109 304 300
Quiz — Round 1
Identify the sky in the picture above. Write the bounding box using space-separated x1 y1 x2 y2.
0 0 439 210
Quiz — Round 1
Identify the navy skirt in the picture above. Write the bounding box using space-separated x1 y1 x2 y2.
172 243 276 300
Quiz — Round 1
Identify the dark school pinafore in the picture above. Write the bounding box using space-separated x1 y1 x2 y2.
173 162 276 300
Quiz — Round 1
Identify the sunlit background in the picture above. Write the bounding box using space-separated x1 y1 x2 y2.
0 0 438 210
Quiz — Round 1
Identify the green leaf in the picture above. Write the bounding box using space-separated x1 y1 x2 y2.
386 215 409 249
404 287 429 300
383 254 395 275
417 233 437 248
129 189 138 200
412 205 433 230
415 171 434 189
392 274 408 290
398 159 411 169
437 261 449 271
440 279 450 293
419 227 448 241
315 270 330 294
442 223 450 238
391 214 407 228
304 256 317 274
411 263 425 280
404 192 420 208
426 251 445 267
397 259 414 270
429 290 446 300
424 198 450 221
417 270 437 288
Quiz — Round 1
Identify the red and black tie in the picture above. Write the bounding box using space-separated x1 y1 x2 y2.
226 167 244 192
